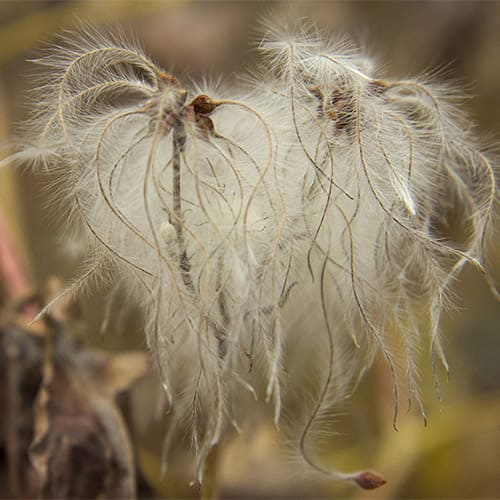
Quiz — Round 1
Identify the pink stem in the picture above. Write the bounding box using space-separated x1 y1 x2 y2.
0 207 36 317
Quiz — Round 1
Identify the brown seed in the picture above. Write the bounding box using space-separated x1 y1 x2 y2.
352 471 387 490
190 94 218 115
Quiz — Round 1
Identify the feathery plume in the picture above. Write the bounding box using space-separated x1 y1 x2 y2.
9 22 498 489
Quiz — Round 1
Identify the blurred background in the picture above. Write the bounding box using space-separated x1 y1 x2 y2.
0 2 499 499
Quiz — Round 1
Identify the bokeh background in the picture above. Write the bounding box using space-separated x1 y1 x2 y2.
0 2 499 499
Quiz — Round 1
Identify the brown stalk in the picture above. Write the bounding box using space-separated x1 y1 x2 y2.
172 124 194 292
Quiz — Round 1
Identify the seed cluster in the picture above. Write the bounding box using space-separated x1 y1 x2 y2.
11 25 498 487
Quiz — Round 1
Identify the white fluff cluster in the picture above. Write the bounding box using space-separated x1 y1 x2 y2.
11 24 498 488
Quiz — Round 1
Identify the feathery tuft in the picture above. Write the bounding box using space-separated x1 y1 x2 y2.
9 23 498 487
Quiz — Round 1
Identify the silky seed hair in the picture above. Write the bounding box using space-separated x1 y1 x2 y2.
17 27 293 481
8 22 498 489
255 21 498 483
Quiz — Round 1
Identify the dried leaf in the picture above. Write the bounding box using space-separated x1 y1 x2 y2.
30 358 137 499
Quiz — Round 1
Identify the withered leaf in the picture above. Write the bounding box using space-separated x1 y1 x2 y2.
30 355 138 499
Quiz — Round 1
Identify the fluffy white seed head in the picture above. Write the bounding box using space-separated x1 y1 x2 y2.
11 23 498 488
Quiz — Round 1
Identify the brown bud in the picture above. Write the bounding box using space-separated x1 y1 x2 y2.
190 94 218 115
352 471 387 490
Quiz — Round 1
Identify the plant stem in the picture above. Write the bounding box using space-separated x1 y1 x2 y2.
200 444 219 500
172 124 194 291
0 207 31 302
172 114 221 500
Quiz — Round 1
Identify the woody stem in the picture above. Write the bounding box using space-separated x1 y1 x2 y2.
172 124 194 291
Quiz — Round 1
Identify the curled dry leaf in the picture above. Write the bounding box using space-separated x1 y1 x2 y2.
28 314 149 499
0 286 148 499
30 355 137 499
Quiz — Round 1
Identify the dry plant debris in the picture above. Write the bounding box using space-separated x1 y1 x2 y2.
0 277 148 498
